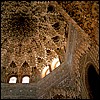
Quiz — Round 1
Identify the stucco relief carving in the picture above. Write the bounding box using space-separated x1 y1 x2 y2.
1 1 99 99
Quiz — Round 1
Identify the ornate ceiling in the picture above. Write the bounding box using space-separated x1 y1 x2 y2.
1 1 99 83
57 1 99 45
1 1 68 81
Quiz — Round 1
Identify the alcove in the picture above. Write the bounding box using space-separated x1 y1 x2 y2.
86 64 100 99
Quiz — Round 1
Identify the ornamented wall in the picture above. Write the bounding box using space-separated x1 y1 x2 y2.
1 1 99 99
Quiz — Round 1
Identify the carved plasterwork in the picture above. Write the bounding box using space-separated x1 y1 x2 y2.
1 1 68 82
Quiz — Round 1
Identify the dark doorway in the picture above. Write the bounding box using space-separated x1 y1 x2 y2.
87 65 100 99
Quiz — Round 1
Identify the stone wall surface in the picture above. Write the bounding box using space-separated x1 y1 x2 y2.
1 83 37 99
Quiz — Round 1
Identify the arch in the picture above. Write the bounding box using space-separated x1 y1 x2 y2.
10 61 17 68
22 61 30 68
51 57 60 70
8 76 17 83
41 66 50 78
85 64 100 99
54 60 60 68
41 57 60 78
22 76 30 83
45 68 50 76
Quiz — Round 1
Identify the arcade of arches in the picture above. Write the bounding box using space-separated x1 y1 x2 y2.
1 1 99 99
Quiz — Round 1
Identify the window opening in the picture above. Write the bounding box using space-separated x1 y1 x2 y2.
9 76 17 83
22 76 29 83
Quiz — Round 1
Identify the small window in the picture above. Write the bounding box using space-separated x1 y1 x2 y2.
22 76 29 83
9 76 17 83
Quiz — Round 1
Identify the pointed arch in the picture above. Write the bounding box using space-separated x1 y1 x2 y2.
41 57 60 78
22 61 30 68
41 65 50 78
22 75 30 83
51 57 60 70
45 68 50 76
10 61 17 68
85 64 100 99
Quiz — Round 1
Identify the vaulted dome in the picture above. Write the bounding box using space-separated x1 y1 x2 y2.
1 1 99 99
1 1 68 82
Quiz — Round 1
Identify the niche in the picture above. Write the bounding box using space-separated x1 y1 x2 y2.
52 36 60 43
46 49 51 55
22 61 29 68
10 61 17 68
47 5 55 13
52 22 60 30
86 64 100 99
